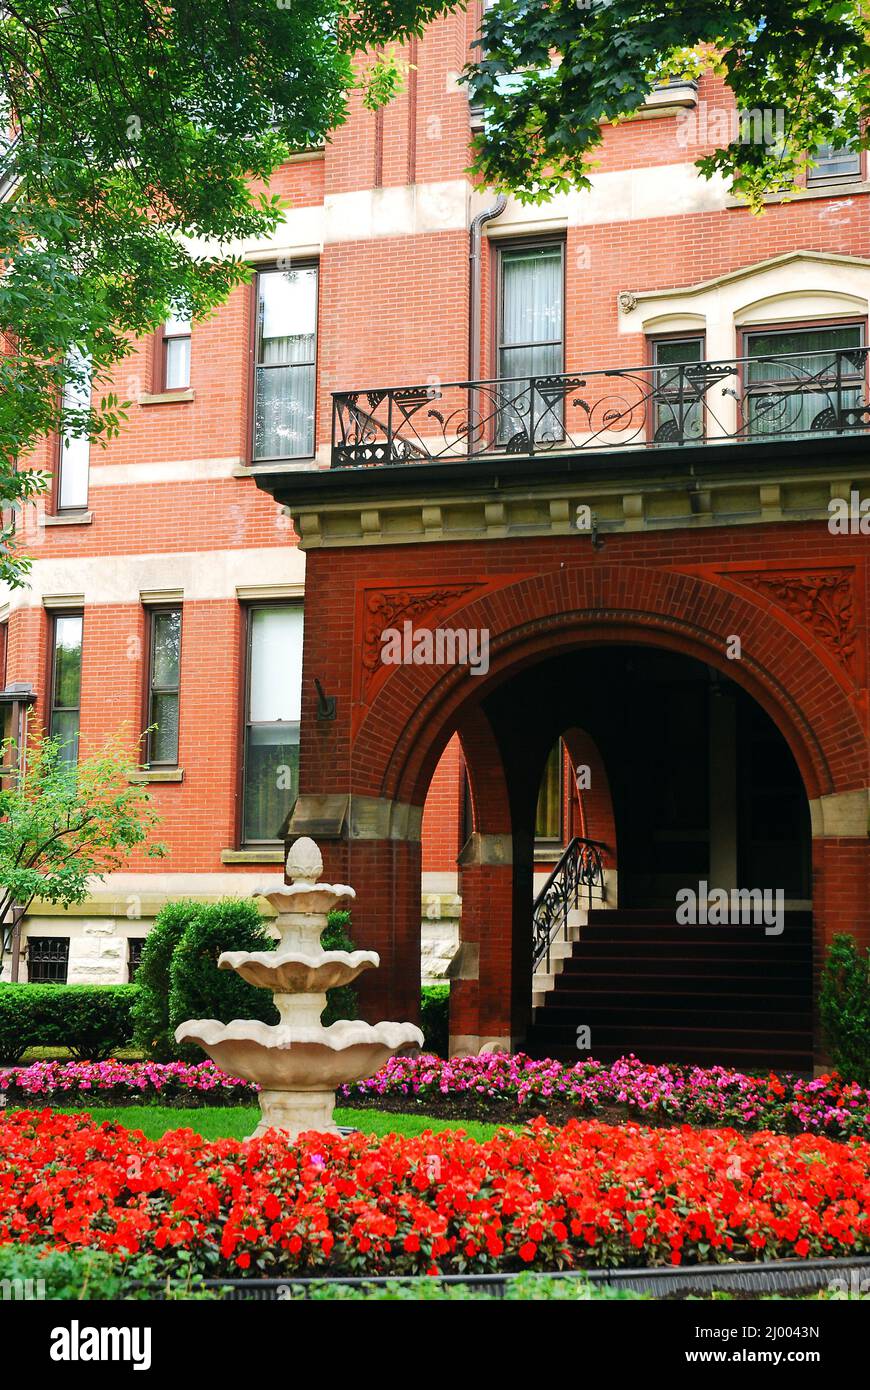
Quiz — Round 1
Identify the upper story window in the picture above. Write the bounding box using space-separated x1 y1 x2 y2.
146 606 182 766
742 322 866 436
807 141 861 186
253 266 318 462
49 612 83 768
162 308 192 390
649 335 706 443
243 604 303 843
57 350 91 511
498 242 564 444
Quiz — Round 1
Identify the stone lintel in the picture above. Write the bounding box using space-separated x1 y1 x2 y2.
458 832 513 866
809 789 870 839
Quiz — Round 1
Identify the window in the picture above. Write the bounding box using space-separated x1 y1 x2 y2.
649 336 706 443
743 323 866 437
162 308 191 390
49 613 83 767
27 937 69 984
128 938 146 982
146 607 181 766
498 242 564 444
536 741 563 842
57 349 90 511
253 266 318 461
243 605 303 843
808 141 861 185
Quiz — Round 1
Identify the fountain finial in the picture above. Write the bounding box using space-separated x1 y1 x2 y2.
286 836 323 886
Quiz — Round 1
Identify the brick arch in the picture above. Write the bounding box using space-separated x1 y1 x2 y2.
561 725 618 868
352 564 865 809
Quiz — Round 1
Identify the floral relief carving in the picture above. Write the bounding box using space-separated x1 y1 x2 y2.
360 585 478 684
732 570 857 675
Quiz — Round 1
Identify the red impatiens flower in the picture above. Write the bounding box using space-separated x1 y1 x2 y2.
0 1108 866 1279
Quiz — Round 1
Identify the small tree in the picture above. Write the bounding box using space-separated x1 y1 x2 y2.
0 726 165 972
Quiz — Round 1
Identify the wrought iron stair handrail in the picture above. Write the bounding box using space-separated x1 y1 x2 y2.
331 345 870 467
532 837 606 973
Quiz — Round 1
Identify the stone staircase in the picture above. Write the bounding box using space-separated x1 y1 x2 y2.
526 907 814 1070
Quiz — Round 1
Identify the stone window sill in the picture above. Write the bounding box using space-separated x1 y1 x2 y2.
221 848 285 864
129 768 184 784
44 511 93 526
726 179 869 208
138 389 195 406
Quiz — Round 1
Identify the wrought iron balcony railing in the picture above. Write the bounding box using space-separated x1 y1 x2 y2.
331 347 870 468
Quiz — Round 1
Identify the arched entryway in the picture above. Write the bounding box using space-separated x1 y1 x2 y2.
296 564 868 1068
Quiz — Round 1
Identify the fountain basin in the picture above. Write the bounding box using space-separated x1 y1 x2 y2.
218 949 378 993
174 1018 424 1091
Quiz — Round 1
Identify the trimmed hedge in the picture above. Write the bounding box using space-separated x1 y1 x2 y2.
131 899 199 1060
821 934 870 1086
0 984 136 1064
168 899 278 1061
421 984 449 1056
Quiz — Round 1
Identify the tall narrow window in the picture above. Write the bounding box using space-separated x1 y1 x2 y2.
535 740 563 842
49 613 83 767
807 141 861 185
253 267 318 461
58 350 90 511
162 309 191 390
243 605 303 843
146 607 182 766
743 323 865 437
498 243 564 445
650 336 706 443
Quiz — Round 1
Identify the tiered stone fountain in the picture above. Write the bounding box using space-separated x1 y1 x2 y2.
175 837 423 1139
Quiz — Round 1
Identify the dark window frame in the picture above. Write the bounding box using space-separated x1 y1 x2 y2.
48 610 83 766
495 236 566 445
646 331 708 443
535 739 565 846
144 604 182 768
251 261 320 465
240 601 303 846
156 313 192 393
55 359 91 515
737 316 868 434
27 936 69 984
127 937 147 982
806 142 863 187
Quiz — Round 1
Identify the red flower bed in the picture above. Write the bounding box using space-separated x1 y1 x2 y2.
1 1110 868 1275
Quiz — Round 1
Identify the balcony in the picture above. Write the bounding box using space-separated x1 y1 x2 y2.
331 347 870 470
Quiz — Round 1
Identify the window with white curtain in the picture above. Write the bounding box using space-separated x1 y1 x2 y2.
58 349 91 510
253 267 318 460
243 605 303 843
743 323 866 438
162 308 191 390
498 243 564 444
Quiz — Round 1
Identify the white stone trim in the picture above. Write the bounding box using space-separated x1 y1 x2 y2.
1 547 305 611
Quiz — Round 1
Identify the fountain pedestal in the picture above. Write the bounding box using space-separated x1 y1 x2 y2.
175 837 423 1140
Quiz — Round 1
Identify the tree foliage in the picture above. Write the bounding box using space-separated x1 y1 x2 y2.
0 725 164 966
466 1 870 206
0 0 457 585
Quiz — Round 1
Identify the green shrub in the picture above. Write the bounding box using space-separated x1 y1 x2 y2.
321 909 358 1027
421 983 449 1056
820 933 870 1086
0 984 135 1063
131 899 199 1060
0 1244 220 1301
169 899 278 1059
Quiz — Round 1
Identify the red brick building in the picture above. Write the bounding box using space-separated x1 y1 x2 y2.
1 9 868 1068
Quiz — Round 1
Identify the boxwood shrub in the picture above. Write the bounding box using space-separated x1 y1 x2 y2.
0 984 136 1064
421 983 449 1057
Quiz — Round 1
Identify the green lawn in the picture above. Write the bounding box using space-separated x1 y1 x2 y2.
56 1105 504 1143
